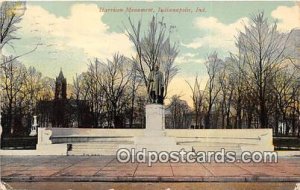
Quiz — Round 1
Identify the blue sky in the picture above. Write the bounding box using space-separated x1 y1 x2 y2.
4 1 299 103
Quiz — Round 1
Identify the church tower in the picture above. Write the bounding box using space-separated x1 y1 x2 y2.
53 69 68 127
55 69 67 99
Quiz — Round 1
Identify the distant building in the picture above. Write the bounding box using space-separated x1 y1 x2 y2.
37 70 92 128
55 70 67 100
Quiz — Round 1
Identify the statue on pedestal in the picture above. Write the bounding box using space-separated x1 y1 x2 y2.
29 115 38 136
147 64 164 104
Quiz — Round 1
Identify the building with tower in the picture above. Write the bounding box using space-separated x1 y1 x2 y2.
37 70 92 128
52 69 68 127
55 69 67 100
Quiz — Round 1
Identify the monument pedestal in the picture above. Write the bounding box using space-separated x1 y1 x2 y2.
121 104 190 152
143 104 165 137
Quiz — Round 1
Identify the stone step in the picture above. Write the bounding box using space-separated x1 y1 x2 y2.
68 150 118 156
69 143 121 155
72 142 133 147
178 142 241 146
192 146 240 149
72 147 118 150
192 144 241 148
193 148 242 152
72 145 120 151
193 145 242 154
134 136 177 145
52 137 134 144
176 137 261 145
68 149 118 155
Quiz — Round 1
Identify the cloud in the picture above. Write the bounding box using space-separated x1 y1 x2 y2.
183 17 249 52
271 5 300 32
175 53 205 65
20 4 134 60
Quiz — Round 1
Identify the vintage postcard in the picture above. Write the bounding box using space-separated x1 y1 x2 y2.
0 1 299 190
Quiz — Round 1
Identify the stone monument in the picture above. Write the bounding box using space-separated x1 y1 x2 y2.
122 65 190 152
146 64 165 136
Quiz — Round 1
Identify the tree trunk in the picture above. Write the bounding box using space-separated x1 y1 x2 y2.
204 113 210 129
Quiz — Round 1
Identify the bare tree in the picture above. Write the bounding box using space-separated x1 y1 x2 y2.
0 56 26 135
74 55 142 128
127 60 143 128
101 54 132 128
0 2 39 133
0 1 26 55
39 76 55 101
186 75 204 128
272 67 298 135
204 52 222 128
84 59 106 128
126 16 179 101
0 2 39 71
22 67 43 113
166 95 191 129
228 53 246 129
72 73 91 102
0 2 26 132
36 76 55 128
160 38 179 98
73 74 82 101
236 12 292 128
216 61 235 129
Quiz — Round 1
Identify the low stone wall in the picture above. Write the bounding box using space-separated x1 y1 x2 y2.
47 128 273 145
50 128 145 137
36 128 274 155
166 129 274 152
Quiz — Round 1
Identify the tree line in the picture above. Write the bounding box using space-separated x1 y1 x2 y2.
177 13 299 137
0 1 299 137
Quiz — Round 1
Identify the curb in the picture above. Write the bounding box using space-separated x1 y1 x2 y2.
2 176 300 182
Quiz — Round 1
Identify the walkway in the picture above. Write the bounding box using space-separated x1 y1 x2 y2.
1 156 300 182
